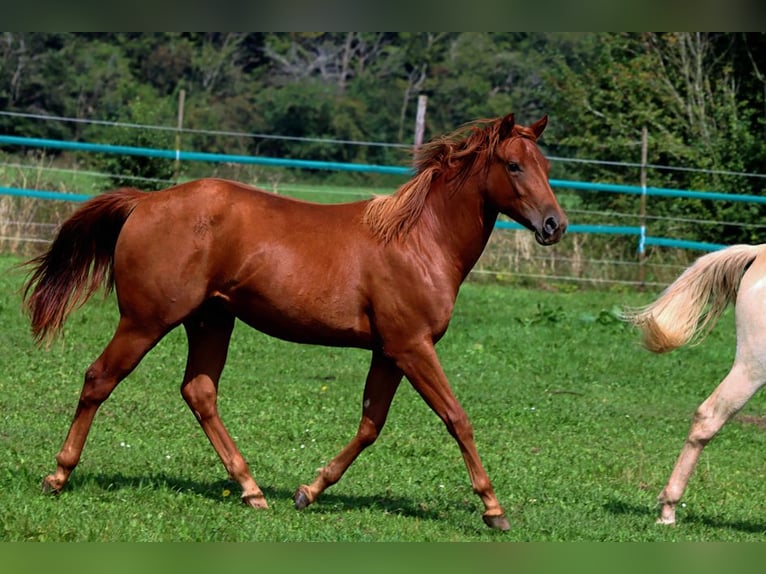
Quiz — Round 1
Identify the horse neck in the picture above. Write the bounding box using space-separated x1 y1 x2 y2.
418 176 498 281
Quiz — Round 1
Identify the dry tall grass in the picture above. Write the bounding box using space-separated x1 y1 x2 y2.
0 155 79 257
475 228 695 289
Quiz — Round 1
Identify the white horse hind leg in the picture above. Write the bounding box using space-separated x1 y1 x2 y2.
657 363 760 524
658 259 766 525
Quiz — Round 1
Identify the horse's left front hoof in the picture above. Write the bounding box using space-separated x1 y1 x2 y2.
483 512 510 531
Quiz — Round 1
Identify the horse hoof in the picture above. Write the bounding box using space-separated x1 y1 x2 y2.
241 492 269 509
483 513 510 531
294 487 312 510
656 516 676 526
41 476 61 495
656 503 677 525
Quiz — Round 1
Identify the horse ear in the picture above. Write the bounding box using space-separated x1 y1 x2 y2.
530 115 548 139
498 113 515 139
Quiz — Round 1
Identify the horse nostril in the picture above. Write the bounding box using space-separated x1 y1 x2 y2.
544 216 559 235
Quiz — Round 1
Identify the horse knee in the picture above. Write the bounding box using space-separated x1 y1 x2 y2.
181 379 218 419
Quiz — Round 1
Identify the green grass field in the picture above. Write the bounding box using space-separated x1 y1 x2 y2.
1 253 765 542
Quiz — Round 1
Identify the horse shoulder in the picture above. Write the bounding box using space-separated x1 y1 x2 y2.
363 246 459 346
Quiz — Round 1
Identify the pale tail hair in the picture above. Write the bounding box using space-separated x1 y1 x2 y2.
624 244 763 353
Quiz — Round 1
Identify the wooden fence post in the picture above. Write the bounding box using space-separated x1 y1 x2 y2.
414 94 428 148
173 89 186 184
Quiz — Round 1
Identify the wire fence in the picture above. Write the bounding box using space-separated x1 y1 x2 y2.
2 110 765 290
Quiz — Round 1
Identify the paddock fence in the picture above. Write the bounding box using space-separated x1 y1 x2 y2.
1 124 765 290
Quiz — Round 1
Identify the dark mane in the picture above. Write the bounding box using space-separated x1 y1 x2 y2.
363 116 537 243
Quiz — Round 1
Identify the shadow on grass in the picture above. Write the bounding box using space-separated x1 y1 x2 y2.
60 471 455 526
604 497 766 534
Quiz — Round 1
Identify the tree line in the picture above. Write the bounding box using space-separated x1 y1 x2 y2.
1 32 765 243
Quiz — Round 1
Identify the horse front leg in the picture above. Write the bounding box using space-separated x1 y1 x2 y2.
657 362 764 525
294 350 402 509
392 338 509 531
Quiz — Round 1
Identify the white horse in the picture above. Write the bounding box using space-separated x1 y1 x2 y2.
625 244 766 525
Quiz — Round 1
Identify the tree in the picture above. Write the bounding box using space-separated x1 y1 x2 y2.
0 33 73 140
537 32 764 244
86 91 177 190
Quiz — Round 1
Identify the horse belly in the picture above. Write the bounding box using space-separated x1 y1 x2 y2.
226 283 374 348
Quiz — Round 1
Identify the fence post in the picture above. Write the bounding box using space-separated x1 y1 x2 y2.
638 125 648 288
414 94 428 148
174 89 186 183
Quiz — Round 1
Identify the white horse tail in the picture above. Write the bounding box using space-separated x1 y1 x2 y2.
624 244 764 353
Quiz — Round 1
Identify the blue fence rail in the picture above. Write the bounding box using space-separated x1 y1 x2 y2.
2 134 763 253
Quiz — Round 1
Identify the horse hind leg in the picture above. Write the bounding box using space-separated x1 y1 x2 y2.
657 271 766 525
294 350 403 510
42 318 165 495
181 302 266 508
657 362 765 525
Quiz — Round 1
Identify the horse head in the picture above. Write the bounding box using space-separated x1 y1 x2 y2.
485 114 567 246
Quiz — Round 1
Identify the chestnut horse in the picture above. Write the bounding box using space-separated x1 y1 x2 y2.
625 244 766 525
23 113 566 531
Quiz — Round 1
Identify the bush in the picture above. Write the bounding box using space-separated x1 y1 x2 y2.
86 92 178 191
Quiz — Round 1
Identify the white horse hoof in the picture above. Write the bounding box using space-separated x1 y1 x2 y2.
656 516 676 525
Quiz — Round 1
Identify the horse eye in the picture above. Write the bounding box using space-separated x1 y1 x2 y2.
507 162 521 173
